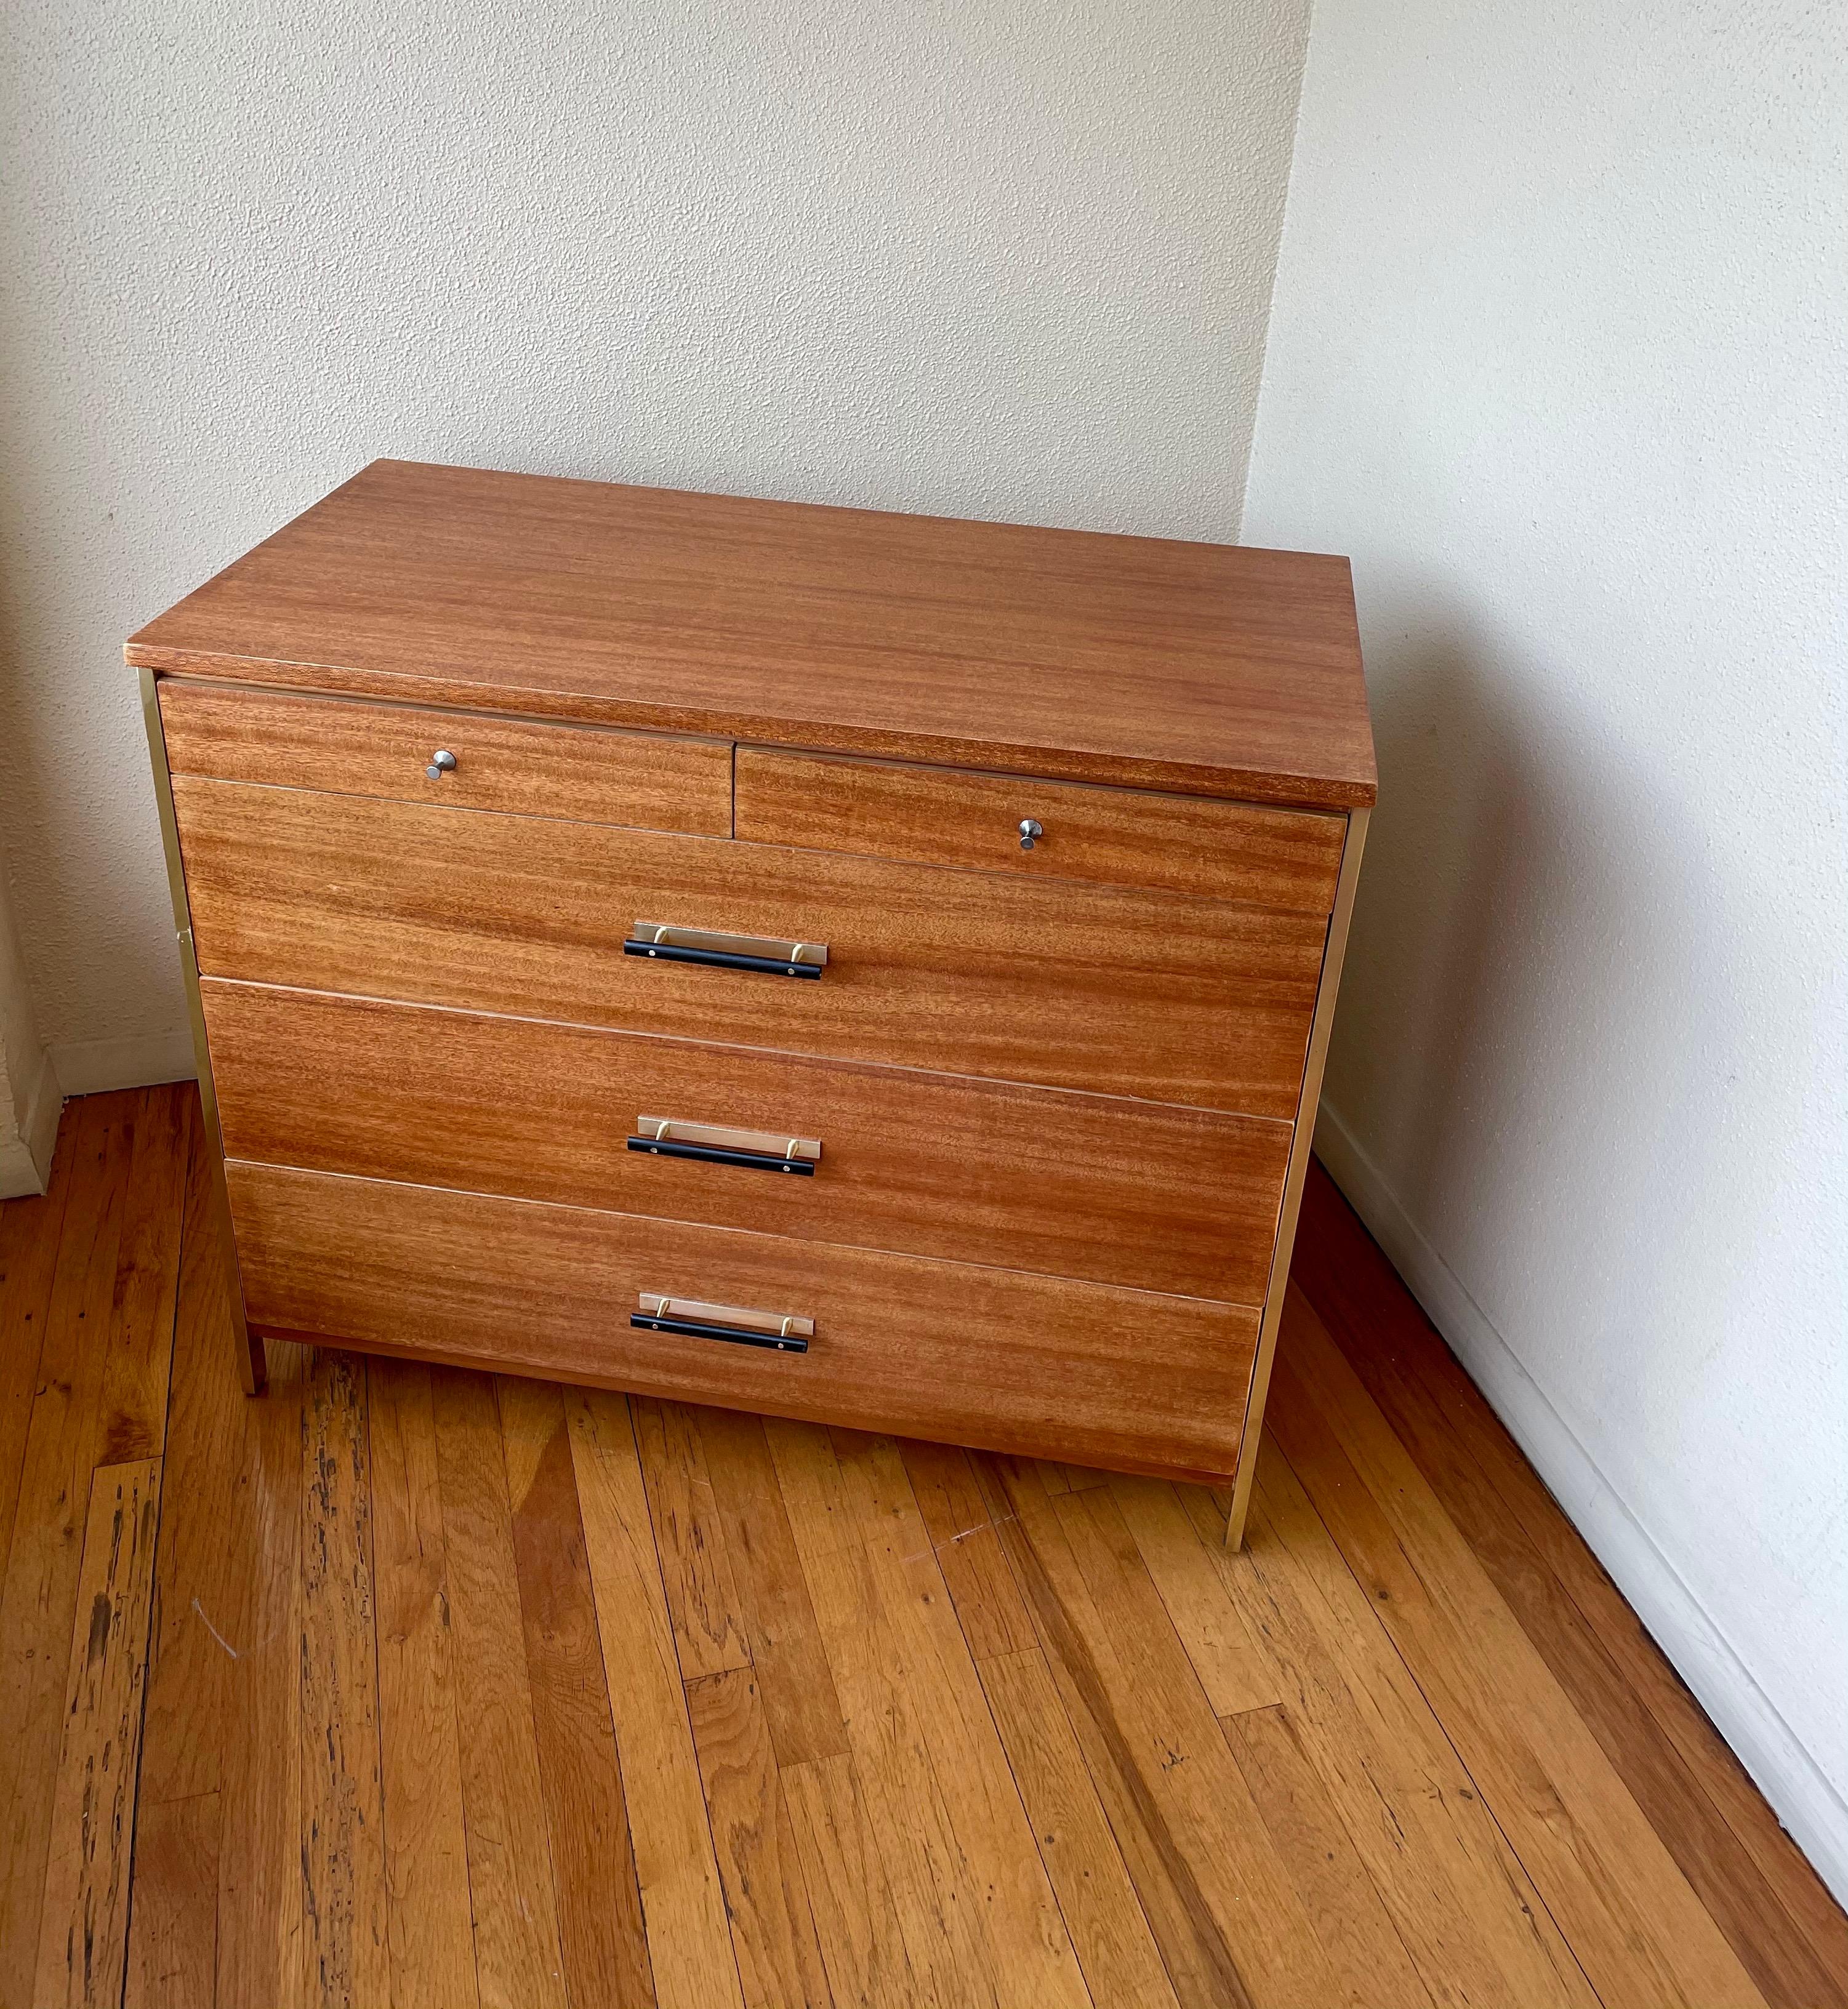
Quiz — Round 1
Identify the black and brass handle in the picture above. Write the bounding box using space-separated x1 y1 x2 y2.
632 1292 812 1353
625 921 827 980
628 1116 821 1176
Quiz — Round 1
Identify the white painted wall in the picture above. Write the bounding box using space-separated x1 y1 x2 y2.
0 0 1309 1085
1245 0 1847 1895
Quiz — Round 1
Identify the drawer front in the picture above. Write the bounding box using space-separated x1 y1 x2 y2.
736 747 1346 910
159 678 733 835
227 1160 1259 1481
202 979 1292 1302
175 779 1327 1118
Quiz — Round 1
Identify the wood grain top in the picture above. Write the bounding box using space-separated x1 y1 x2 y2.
127 459 1375 808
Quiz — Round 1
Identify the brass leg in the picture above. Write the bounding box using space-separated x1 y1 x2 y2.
218 1186 265 1395
140 666 263 1397
1224 808 1371 1554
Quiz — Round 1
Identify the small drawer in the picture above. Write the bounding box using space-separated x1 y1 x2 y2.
158 678 731 836
201 980 1294 1302
227 1159 1261 1482
736 746 1345 912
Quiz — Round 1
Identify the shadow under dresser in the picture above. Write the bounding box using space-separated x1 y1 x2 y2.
128 458 1375 1546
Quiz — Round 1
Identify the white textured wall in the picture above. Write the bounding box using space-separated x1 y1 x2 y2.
1245 0 1848 1893
0 0 1308 1086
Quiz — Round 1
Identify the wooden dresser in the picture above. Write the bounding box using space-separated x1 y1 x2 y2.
129 459 1374 1544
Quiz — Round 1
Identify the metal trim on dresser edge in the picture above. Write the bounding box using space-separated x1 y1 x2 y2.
138 665 267 1394
1225 805 1370 1548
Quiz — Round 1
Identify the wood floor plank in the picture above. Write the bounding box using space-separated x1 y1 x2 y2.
974 1453 1341 2009
214 1337 311 2009
0 1091 136 2001
894 1439 1035 1661
568 1390 746 2009
126 1105 239 2000
759 1422 920 2008
135 1102 247 1809
781 1752 920 2009
500 1374 656 2009
129 1107 302 2003
1293 1159 1848 2009
632 1396 752 1681
1183 1454 1601 2009
696 1406 850 1768
1107 1474 1280 1717
765 1414 859 1565
1267 1287 1769 2009
430 1366 569 2009
831 1431 1093 2009
687 1666 834 2008
974 1453 1250 2009
97 1085 191 1466
299 1349 388 2005
774 1422 1000 2008
811 1536 1000 2007
976 1644 1179 2009
1053 1474 1343 2008
990 1455 1061 1516
0 1107 76 1573
32 1456 163 2008
123 1792 221 2009
1221 1702 1434 2009
369 1357 480 2009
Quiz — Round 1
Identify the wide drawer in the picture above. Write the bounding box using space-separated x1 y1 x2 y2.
159 678 733 835
175 779 1328 1117
227 1160 1259 1481
201 979 1292 1301
736 745 1346 910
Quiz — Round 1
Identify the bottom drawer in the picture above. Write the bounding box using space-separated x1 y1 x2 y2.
227 1160 1259 1482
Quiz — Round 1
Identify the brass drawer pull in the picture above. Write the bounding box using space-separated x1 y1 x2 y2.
625 921 827 980
629 1115 821 1176
632 1292 813 1353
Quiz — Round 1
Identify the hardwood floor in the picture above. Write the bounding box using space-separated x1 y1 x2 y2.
1 1088 1842 2007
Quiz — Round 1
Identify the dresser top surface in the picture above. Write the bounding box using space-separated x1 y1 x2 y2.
127 458 1375 808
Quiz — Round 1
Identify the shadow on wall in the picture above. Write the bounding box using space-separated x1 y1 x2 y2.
1324 591 1770 1470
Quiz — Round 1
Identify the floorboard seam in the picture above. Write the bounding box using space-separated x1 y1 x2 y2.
1267 1432 1611 2009
619 1394 753 2009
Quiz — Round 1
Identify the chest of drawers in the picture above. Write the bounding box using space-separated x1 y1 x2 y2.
130 459 1374 1544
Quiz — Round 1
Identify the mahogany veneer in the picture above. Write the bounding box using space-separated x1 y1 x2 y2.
134 458 1374 1542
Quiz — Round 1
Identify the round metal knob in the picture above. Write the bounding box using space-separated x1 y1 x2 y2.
1018 818 1043 851
427 750 457 780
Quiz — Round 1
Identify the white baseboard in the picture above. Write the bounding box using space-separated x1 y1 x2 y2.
0 1042 63 1198
48 1029 196 1097
1313 1100 1848 1909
